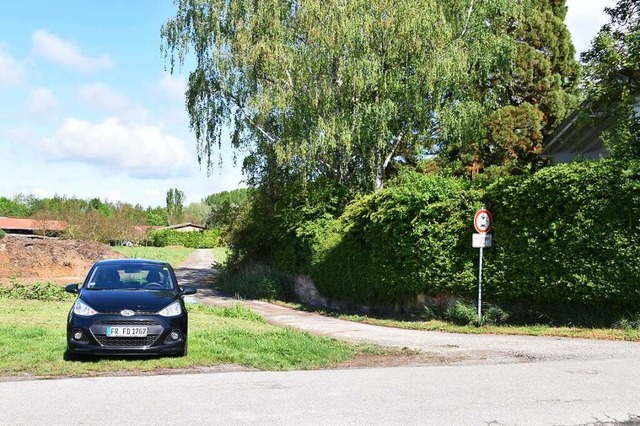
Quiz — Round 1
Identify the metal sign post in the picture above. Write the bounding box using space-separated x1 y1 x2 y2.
478 246 483 320
473 209 492 322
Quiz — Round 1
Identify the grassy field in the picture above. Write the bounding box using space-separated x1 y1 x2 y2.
0 298 384 378
212 247 230 266
112 246 195 266
277 302 640 342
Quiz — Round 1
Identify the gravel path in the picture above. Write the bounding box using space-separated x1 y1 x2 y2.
177 249 640 365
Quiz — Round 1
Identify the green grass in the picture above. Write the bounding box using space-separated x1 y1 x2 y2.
276 302 640 342
212 247 230 266
112 246 195 266
0 299 381 378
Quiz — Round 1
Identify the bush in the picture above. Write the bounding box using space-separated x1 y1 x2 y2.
445 301 479 326
0 229 5 240
310 172 482 307
214 263 296 301
484 160 640 312
0 279 75 302
152 229 223 248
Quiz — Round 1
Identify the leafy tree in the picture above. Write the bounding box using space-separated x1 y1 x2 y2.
88 198 113 218
0 196 31 217
581 0 640 160
203 189 249 229
166 188 185 224
183 202 211 225
162 0 524 192
439 0 580 175
146 206 169 226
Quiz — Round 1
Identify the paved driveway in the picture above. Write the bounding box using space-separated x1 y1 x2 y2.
178 249 640 366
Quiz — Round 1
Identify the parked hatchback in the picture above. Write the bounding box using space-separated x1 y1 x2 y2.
65 259 196 358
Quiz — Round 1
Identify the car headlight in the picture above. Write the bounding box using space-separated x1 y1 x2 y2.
158 301 182 317
73 299 97 316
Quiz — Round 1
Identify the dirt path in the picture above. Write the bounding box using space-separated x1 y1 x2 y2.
177 249 640 366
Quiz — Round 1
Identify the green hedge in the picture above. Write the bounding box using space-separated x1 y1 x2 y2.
310 172 482 307
484 160 640 310
152 229 223 248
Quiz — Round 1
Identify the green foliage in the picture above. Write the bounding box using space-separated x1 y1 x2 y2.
484 160 640 311
112 246 195 266
215 263 295 301
0 229 5 240
146 206 169 226
152 229 223 249
445 301 479 326
0 196 32 217
162 0 526 191
440 0 580 174
310 172 482 306
166 188 185 225
0 280 75 302
581 0 640 160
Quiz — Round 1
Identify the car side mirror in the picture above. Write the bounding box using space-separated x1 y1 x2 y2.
180 285 197 296
65 284 80 294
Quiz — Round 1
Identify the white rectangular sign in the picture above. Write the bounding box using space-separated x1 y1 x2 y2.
472 233 492 248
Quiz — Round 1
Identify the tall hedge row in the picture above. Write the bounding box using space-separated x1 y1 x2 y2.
307 160 640 311
484 160 640 310
152 229 223 248
310 173 483 306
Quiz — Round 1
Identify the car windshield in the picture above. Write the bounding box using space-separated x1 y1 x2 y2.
85 264 175 291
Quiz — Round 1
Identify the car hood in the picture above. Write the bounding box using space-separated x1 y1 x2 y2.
79 290 178 313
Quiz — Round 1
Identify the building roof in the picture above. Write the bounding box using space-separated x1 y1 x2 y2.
542 103 614 163
0 217 66 232
156 222 207 231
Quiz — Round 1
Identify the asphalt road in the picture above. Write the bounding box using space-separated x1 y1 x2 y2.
1 358 639 425
2 250 639 425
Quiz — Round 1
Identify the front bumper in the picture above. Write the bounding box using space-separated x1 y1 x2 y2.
67 313 187 356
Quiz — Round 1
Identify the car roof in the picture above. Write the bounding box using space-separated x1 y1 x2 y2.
94 258 171 267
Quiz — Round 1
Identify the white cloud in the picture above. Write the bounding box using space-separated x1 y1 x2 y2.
31 29 114 72
79 82 148 121
158 73 186 101
0 45 24 87
27 87 57 117
565 0 616 56
41 116 194 179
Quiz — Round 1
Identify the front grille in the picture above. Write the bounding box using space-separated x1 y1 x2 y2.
100 311 157 316
95 320 159 326
95 334 159 347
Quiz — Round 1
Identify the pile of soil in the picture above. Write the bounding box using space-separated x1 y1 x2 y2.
0 235 122 283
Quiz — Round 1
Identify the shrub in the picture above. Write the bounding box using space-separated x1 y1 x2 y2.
0 279 75 302
214 263 296 301
310 172 482 307
484 160 640 312
445 301 479 326
0 229 5 239
152 229 223 248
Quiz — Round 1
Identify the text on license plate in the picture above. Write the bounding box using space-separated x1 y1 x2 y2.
106 326 148 337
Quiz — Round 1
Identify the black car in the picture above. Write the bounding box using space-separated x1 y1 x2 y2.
65 259 196 358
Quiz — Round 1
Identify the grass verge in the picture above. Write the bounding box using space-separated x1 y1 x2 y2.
276 302 640 342
212 247 230 266
0 299 384 378
112 246 195 266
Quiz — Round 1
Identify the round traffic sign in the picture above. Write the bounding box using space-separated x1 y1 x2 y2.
474 209 492 233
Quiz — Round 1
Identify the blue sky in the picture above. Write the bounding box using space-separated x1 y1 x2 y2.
0 0 614 208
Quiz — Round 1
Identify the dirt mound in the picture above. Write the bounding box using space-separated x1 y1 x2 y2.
0 235 122 284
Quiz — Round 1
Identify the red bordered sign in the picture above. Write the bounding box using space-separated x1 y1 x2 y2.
474 209 492 234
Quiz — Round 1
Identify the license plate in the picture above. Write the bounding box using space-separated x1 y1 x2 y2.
106 326 148 337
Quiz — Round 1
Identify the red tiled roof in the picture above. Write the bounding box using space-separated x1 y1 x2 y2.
0 217 67 231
